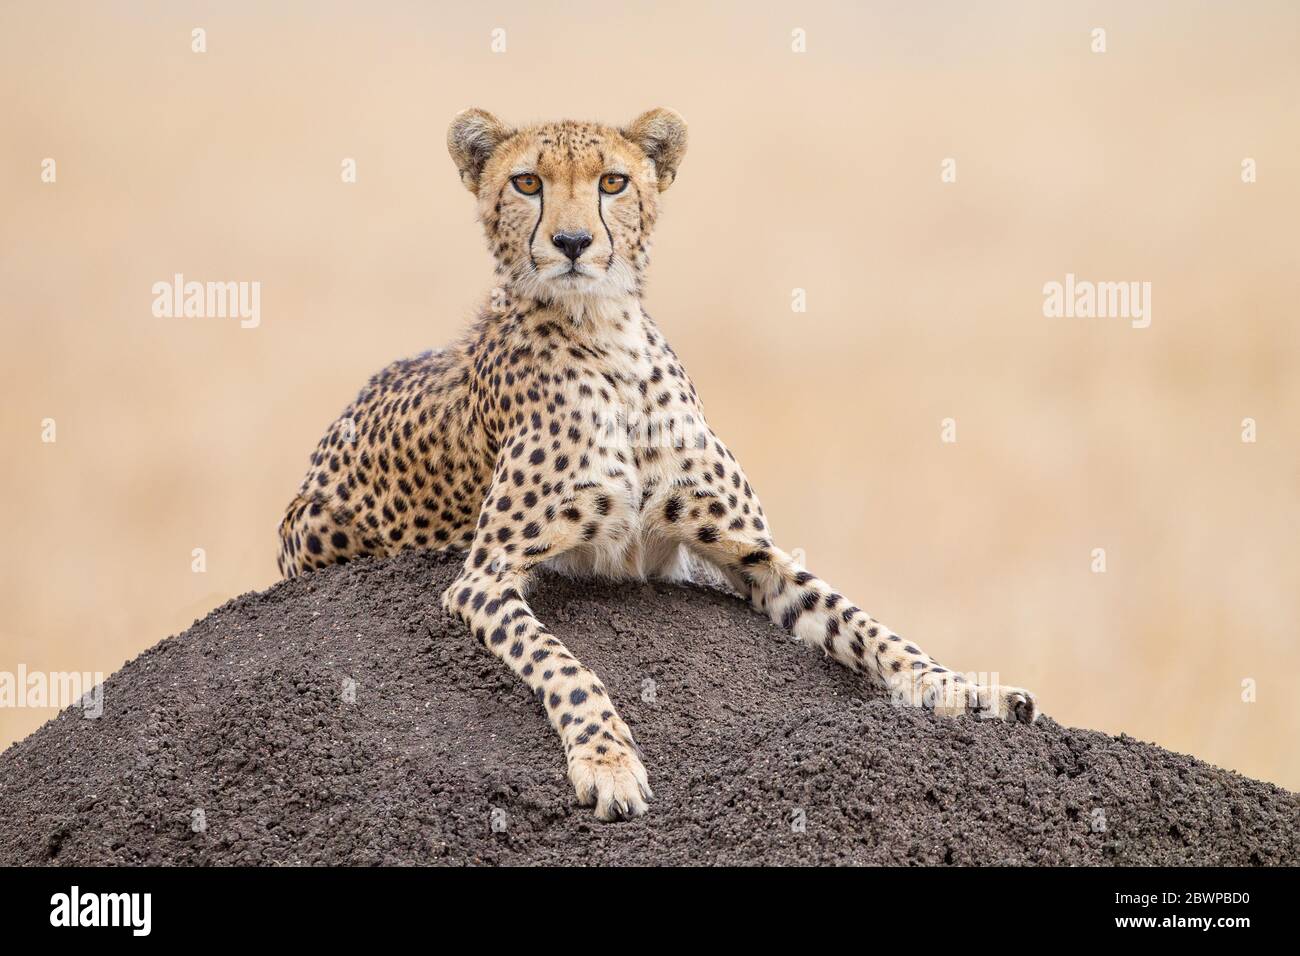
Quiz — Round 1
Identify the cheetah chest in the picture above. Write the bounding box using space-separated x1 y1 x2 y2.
552 342 698 579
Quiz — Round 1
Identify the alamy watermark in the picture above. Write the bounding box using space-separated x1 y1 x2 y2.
151 274 261 329
0 665 103 718
1042 273 1151 329
50 886 150 936
890 670 1012 717
588 402 711 452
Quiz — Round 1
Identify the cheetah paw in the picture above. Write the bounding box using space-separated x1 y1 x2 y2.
982 684 1038 724
909 675 1039 724
956 682 1038 724
568 748 653 822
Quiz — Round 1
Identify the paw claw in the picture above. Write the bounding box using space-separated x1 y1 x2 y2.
1009 689 1038 724
978 684 1038 723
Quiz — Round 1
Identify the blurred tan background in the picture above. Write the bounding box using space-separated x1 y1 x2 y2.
2 1 1298 789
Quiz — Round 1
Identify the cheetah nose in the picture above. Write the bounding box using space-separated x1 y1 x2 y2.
552 230 593 262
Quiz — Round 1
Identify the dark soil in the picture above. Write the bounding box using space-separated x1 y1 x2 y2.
1 549 1295 866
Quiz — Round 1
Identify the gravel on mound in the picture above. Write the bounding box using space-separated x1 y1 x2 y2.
1 550 1296 866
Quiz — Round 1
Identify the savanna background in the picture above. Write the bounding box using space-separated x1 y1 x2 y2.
2 1 1297 790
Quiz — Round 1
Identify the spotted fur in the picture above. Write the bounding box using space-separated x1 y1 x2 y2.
279 108 1037 822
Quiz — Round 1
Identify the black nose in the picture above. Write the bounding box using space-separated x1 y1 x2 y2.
552 230 593 262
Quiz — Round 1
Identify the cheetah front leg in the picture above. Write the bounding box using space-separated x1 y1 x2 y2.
737 541 1034 720
440 469 652 821
663 447 1037 722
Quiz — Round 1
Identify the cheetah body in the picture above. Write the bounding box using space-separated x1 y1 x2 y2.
279 109 1037 821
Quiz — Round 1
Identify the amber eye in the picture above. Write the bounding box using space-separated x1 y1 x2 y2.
599 173 629 195
511 174 541 196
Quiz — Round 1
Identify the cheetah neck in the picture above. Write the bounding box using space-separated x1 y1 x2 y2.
501 284 646 347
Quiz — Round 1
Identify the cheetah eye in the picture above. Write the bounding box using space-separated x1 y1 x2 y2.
511 174 541 196
599 173 629 195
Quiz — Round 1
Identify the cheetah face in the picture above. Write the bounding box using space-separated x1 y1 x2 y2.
448 109 688 305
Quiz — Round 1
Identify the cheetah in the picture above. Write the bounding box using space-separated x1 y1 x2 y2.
278 108 1038 822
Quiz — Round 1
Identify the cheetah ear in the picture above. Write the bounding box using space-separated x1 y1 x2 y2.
623 108 688 191
447 108 512 194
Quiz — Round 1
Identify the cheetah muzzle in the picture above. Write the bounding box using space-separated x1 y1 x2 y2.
278 107 1039 823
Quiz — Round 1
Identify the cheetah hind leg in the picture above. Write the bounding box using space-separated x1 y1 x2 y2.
277 492 370 578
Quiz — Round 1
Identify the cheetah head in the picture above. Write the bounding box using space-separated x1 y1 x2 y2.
448 109 688 307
